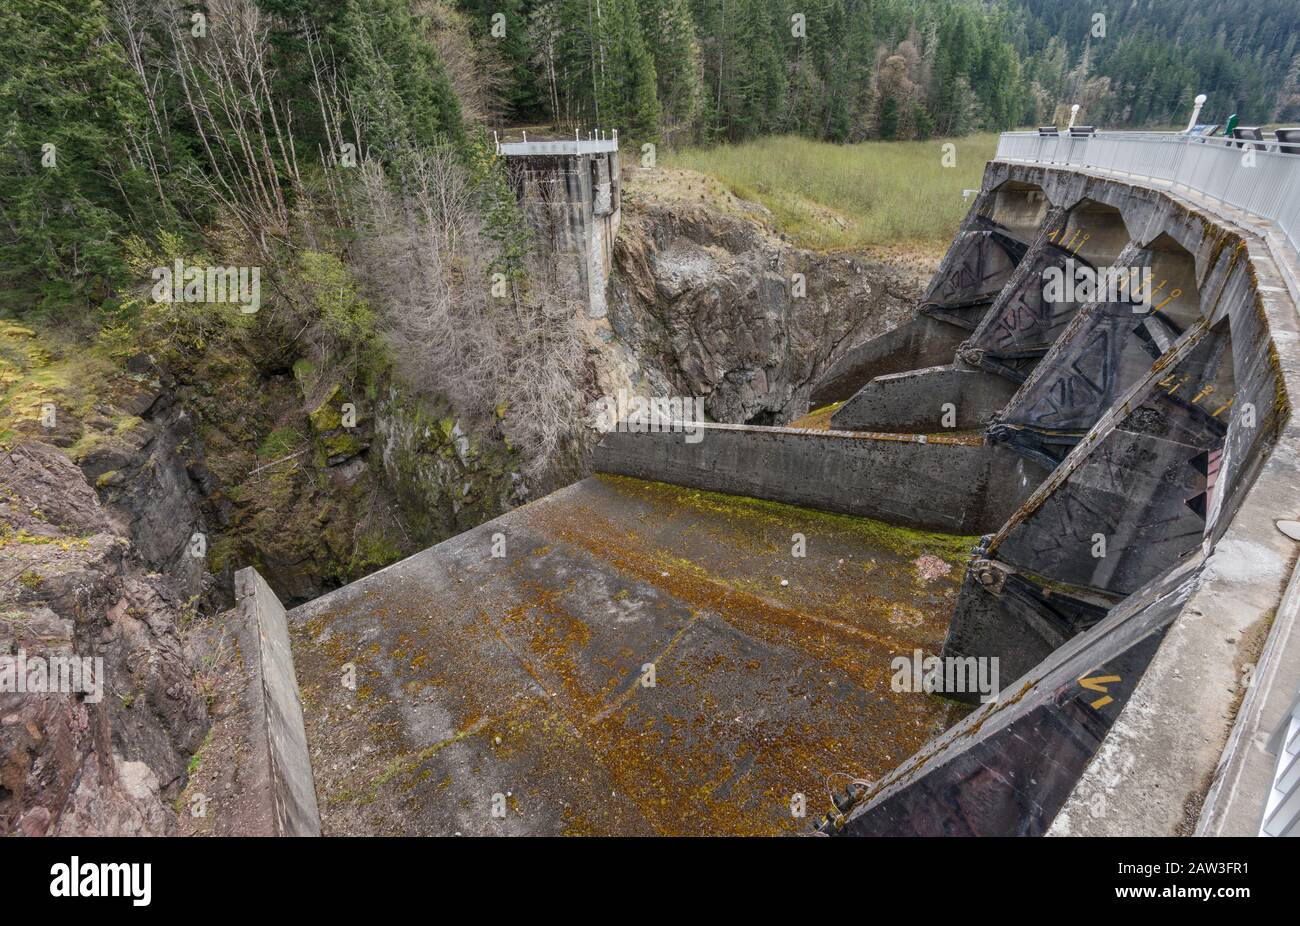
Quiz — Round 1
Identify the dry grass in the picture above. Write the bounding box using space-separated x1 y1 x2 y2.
666 134 998 251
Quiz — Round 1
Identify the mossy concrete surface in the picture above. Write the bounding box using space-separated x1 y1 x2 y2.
594 421 1036 534
287 473 975 835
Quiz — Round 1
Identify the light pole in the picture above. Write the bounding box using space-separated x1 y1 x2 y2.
1184 94 1208 133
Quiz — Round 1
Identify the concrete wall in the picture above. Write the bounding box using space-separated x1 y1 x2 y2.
1048 214 1300 837
988 182 1052 239
836 555 1200 836
1197 546 1300 835
940 563 1115 689
593 422 1038 534
830 365 1017 432
809 316 969 408
507 148 620 318
232 567 321 837
837 156 1300 837
920 219 1025 321
962 218 1135 379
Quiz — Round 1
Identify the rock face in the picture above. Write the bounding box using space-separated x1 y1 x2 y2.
604 181 917 424
0 443 208 835
372 388 529 543
74 373 211 602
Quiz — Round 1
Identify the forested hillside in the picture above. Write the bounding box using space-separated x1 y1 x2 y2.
0 0 580 476
0 0 594 601
6 0 1295 314
461 0 1300 143
1009 0 1300 129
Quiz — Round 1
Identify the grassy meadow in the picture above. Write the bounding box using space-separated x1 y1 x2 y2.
666 133 999 252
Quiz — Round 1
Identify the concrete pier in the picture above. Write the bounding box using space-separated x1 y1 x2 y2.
500 136 620 318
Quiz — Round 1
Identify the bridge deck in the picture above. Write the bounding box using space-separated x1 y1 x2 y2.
287 474 974 835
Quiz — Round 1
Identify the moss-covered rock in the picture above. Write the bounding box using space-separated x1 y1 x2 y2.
373 388 526 545
306 383 366 465
3 309 533 609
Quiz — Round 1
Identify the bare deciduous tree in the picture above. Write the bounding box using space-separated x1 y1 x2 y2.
414 0 508 126
350 149 585 480
170 0 302 249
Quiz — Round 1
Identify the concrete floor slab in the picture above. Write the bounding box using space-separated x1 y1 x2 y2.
287 474 975 835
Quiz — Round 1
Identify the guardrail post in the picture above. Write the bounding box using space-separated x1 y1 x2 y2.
1171 134 1188 191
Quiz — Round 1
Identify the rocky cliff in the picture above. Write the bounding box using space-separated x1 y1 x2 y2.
0 443 208 835
598 169 919 425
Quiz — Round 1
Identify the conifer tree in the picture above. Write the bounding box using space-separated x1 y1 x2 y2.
638 0 702 141
595 0 663 138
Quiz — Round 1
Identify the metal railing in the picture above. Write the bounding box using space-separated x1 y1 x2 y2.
498 138 619 157
1260 688 1300 836
995 131 1300 254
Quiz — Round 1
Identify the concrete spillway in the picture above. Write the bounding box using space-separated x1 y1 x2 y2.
232 137 1300 837
286 475 970 835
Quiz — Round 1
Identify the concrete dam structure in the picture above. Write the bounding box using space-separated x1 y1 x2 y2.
499 135 621 319
234 132 1300 837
